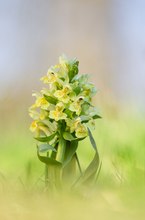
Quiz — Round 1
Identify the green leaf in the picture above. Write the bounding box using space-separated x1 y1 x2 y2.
43 94 57 105
63 154 77 182
37 149 61 166
68 60 79 82
72 129 100 187
83 99 94 106
73 152 99 187
87 128 97 151
92 114 102 119
73 86 81 95
64 109 73 118
63 132 85 142
90 110 102 119
35 133 57 142
38 144 56 153
63 132 76 141
81 103 90 114
63 141 78 167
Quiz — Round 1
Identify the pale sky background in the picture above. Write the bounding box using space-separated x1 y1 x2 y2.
0 0 145 109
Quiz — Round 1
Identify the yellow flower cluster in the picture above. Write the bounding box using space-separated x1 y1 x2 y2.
29 55 99 140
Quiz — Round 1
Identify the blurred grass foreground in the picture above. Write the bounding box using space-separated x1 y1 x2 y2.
0 93 145 220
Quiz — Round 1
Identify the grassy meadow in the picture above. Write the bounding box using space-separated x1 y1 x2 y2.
0 100 145 219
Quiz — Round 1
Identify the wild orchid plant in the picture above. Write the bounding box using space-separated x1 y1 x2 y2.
29 55 101 191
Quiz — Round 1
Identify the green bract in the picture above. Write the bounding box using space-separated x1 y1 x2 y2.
29 55 101 191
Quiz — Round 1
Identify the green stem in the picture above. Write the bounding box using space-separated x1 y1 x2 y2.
44 137 66 191
56 136 66 163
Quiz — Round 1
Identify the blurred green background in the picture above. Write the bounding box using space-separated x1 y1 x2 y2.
0 0 145 219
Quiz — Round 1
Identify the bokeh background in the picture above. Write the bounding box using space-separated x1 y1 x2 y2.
0 1 145 219
1 0 145 106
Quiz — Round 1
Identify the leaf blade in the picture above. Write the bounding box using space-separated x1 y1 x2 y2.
37 148 61 166
87 128 97 151
63 132 76 141
43 94 57 105
35 133 57 142
38 144 57 153
63 141 78 167
72 129 100 187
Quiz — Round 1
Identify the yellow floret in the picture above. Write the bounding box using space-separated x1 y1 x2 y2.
49 103 67 121
75 123 88 138
30 121 38 132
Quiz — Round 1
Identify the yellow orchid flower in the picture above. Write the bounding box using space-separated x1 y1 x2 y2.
42 120 58 133
54 85 71 103
53 63 69 82
30 92 50 110
75 123 88 138
29 96 49 120
38 124 52 136
41 72 57 84
40 88 51 96
29 105 48 120
30 121 52 136
80 83 96 101
30 120 38 132
66 118 81 133
69 96 84 116
66 117 88 138
39 110 48 120
29 107 39 120
49 103 67 121
35 97 50 110
87 119 96 130
41 66 65 87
